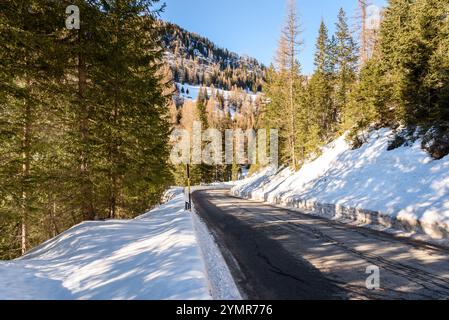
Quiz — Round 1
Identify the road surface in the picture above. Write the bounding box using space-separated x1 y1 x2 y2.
192 189 449 300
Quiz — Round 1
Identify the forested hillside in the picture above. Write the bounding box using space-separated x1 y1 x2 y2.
0 0 172 259
161 21 266 92
162 23 267 186
168 85 265 186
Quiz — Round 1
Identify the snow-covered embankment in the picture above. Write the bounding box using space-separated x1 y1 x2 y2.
0 188 240 300
232 128 449 242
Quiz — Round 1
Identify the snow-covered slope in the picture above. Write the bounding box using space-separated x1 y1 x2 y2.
0 188 240 300
232 128 449 240
176 83 259 102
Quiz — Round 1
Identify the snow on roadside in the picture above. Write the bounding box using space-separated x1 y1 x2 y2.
232 128 449 238
192 211 242 300
0 188 237 300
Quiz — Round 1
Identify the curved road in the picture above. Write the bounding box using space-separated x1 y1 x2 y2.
192 189 449 300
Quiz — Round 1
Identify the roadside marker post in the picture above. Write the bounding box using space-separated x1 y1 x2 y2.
185 164 192 211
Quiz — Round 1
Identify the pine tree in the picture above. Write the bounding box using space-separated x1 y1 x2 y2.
0 0 174 258
334 8 358 125
411 0 449 126
376 0 449 127
264 0 304 169
431 0 449 126
307 21 335 141
377 0 414 124
0 0 69 256
195 87 215 183
342 53 384 136
93 0 173 218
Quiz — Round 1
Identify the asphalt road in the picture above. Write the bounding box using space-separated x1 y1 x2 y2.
192 189 449 300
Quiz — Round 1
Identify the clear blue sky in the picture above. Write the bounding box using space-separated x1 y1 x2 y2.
160 0 387 75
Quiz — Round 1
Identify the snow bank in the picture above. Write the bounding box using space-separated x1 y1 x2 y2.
0 188 237 300
192 212 241 300
232 128 449 240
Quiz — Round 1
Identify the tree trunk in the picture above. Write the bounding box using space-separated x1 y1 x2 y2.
21 102 31 255
109 175 117 219
289 74 297 170
78 28 96 221
49 198 59 237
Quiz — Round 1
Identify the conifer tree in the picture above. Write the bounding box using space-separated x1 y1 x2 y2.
0 0 69 255
195 87 215 183
307 21 335 141
411 0 449 126
264 0 305 169
334 8 358 125
377 0 413 124
0 0 173 258
93 0 173 218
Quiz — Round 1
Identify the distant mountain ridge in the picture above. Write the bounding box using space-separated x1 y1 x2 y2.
160 21 266 92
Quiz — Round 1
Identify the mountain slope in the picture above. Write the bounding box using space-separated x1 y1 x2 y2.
161 21 266 92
